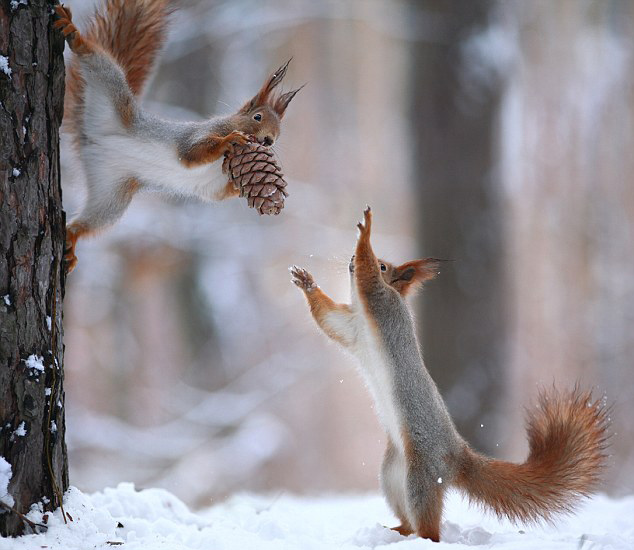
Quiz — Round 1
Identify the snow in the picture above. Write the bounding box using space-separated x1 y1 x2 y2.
24 354 44 372
10 0 28 10
13 422 26 437
0 55 11 77
2 295 10 306
0 484 632 550
12 168 20 177
0 457 14 508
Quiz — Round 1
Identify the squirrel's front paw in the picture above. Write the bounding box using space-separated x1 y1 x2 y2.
356 205 372 238
290 266 317 292
226 131 252 147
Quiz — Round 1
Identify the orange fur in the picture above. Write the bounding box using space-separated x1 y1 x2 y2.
390 524 414 537
413 488 442 542
400 429 445 541
390 259 440 296
179 131 251 168
88 0 173 96
455 387 610 524
290 266 355 348
304 289 353 348
59 0 172 145
54 6 95 56
64 221 92 273
354 207 385 300
354 209 441 299
239 59 303 118
64 178 141 273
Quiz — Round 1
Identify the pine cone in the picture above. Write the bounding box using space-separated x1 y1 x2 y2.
222 143 288 216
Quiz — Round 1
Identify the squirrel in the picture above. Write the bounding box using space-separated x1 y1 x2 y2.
290 207 609 542
53 1 301 272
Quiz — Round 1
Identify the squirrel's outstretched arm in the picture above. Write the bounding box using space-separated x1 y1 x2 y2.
354 207 390 300
290 267 356 348
177 130 252 168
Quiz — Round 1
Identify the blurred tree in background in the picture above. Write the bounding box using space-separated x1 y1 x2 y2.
410 0 505 453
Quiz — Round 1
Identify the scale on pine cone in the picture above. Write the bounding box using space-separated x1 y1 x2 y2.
222 142 288 215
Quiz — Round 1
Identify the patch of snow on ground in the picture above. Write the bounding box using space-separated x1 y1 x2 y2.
0 484 632 550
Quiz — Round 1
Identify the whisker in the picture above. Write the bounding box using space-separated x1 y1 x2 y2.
216 100 233 111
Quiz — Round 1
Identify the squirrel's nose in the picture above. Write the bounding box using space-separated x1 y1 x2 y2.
263 136 274 147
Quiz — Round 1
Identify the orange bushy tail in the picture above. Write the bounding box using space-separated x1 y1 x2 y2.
455 387 610 523
64 0 172 138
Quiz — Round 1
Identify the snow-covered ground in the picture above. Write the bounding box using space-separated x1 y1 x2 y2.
1 483 632 549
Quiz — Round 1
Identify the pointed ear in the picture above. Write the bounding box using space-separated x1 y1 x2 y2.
273 84 305 117
391 258 441 296
239 59 292 114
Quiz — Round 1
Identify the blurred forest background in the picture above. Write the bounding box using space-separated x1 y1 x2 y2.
61 0 634 507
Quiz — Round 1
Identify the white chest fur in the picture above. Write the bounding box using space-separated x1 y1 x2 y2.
348 305 404 453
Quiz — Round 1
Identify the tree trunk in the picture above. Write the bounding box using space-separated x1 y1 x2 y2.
0 0 67 537
409 1 505 452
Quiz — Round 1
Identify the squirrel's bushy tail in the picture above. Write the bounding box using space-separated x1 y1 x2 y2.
65 0 172 137
454 387 609 524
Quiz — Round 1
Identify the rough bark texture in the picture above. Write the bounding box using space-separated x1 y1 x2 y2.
0 0 68 537
409 1 505 452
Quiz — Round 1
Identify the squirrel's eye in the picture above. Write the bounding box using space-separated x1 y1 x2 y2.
380 263 387 272
253 113 262 122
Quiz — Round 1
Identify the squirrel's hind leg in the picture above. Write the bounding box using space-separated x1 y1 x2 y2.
390 524 414 537
54 5 94 55
64 221 92 274
406 477 443 542
381 439 414 537
65 178 141 273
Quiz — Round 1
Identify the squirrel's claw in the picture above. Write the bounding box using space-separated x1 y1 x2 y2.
63 247 78 274
289 265 317 292
357 205 372 237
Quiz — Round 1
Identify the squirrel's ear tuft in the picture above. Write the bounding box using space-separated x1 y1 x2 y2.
238 98 256 114
391 258 441 296
273 84 305 117
241 59 292 112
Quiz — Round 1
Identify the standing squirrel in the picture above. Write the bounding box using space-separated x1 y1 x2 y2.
290 207 609 542
54 1 301 272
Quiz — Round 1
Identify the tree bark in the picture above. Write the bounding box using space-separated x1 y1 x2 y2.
0 0 67 537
